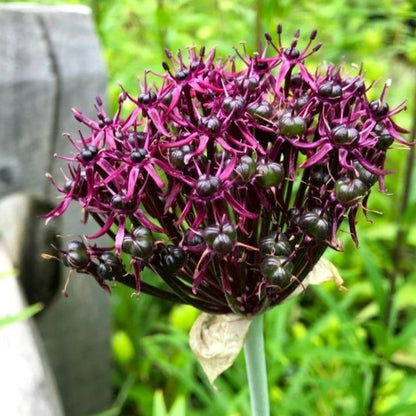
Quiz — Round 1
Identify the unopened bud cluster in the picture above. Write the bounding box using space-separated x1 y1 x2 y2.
44 26 408 314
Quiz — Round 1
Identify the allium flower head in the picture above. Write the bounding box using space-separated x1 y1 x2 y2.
44 27 409 315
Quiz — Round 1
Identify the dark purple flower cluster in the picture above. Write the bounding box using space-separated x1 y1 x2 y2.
44 27 409 315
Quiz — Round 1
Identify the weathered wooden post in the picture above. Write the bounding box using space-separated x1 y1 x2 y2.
0 4 112 415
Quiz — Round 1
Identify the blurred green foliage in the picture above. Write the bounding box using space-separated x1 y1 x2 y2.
3 0 416 414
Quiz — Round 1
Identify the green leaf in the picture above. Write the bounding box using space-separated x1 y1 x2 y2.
0 302 43 327
152 390 168 416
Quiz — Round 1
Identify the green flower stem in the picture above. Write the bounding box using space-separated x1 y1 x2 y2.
244 313 270 416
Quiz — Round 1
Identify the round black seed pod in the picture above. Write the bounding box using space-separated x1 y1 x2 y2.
248 101 274 120
97 252 124 280
278 113 307 136
169 145 192 168
203 225 220 245
267 266 292 287
161 91 173 105
335 178 368 206
318 81 333 97
130 148 147 163
318 81 342 99
222 96 245 114
185 229 204 247
221 223 237 240
332 126 359 145
122 227 153 259
284 47 300 59
373 122 384 135
138 92 157 105
234 155 256 183
288 207 301 222
212 233 234 254
275 233 292 256
353 161 378 186
370 100 389 117
254 60 268 71
175 69 189 80
256 162 285 187
128 131 146 147
260 255 282 277
196 175 221 197
200 116 221 133
111 194 124 209
65 241 89 269
259 235 278 257
377 128 394 150
237 76 259 92
80 145 98 162
294 95 308 111
298 211 330 241
309 165 330 186
290 73 303 88
159 245 186 271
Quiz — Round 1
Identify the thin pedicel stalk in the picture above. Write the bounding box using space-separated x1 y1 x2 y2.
367 75 416 416
244 314 270 416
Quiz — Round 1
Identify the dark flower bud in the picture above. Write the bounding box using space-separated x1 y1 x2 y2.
221 222 237 240
203 225 220 245
294 95 308 111
128 131 146 147
196 175 221 197
65 240 89 269
332 125 359 145
309 165 330 186
373 122 384 135
234 155 256 183
335 178 368 206
236 76 259 92
259 233 291 257
158 245 186 271
353 161 378 186
275 233 292 256
200 116 221 133
130 148 147 163
112 194 135 211
377 128 394 150
290 73 303 88
80 145 98 162
138 92 157 105
284 48 300 59
370 100 389 117
223 95 245 114
97 252 124 280
318 81 342 99
259 234 277 256
260 256 292 287
278 113 307 136
161 91 173 105
175 69 189 81
256 162 285 187
169 145 192 168
122 226 154 259
299 211 330 241
212 233 234 254
185 229 204 246
288 207 301 222
248 101 274 120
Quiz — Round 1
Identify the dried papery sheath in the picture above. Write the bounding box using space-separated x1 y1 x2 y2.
43 27 409 315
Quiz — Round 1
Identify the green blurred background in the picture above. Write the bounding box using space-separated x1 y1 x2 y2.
4 1 416 415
